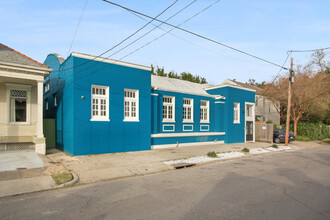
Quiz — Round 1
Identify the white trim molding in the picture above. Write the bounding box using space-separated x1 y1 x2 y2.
163 124 175 132
152 132 225 138
72 52 151 71
205 84 256 92
200 124 209 131
215 101 225 104
152 140 225 149
183 124 193 131
151 93 158 96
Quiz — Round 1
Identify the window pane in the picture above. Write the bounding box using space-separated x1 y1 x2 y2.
13 98 27 122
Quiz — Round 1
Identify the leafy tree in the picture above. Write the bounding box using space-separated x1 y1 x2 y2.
247 78 266 88
265 52 330 135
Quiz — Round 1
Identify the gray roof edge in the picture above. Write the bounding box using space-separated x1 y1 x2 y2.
0 61 51 73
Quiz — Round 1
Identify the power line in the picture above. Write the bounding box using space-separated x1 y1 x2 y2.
67 0 89 57
118 0 221 62
107 0 198 59
256 53 290 100
53 0 178 73
102 0 288 70
289 46 330 53
62 0 208 80
71 0 221 81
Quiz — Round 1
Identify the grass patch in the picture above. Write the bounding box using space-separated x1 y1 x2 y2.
207 151 218 158
52 173 73 185
271 144 278 148
296 136 312 142
241 148 249 153
321 140 330 144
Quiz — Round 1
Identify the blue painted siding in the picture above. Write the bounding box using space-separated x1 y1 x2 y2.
207 86 255 143
151 90 216 134
44 54 151 155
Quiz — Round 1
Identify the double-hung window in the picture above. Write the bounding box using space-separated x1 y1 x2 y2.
200 100 209 123
44 81 49 93
91 85 109 121
183 98 193 122
234 102 240 123
9 89 29 123
163 96 175 122
124 89 139 121
53 93 57 107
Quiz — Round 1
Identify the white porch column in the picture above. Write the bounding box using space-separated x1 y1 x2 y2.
35 80 46 154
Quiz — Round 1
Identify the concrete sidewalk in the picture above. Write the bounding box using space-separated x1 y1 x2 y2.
0 141 324 198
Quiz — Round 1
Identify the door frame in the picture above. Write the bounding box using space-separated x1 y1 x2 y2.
245 102 255 143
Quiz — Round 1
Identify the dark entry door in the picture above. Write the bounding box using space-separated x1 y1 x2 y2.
246 121 253 141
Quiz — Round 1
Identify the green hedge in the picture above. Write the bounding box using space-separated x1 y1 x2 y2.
284 122 330 140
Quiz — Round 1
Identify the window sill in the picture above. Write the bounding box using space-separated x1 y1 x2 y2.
200 121 210 124
90 118 110 122
9 122 31 126
162 120 175 123
233 121 240 124
123 119 140 122
183 121 194 123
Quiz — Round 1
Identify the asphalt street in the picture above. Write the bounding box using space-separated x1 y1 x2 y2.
1 145 329 220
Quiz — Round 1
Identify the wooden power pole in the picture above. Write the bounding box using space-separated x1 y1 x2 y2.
285 57 294 146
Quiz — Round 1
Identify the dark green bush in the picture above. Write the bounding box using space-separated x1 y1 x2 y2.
284 122 330 140
272 144 278 148
266 120 273 124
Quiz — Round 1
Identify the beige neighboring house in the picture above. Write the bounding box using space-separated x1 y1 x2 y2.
0 43 51 154
222 79 280 125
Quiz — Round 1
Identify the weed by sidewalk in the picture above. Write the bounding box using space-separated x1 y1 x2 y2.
241 148 249 153
207 151 218 158
52 173 73 185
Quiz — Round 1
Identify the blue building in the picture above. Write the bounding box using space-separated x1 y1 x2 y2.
44 52 255 155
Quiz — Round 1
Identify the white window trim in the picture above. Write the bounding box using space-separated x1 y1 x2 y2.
200 100 210 123
200 124 210 131
163 124 175 132
162 96 175 123
54 93 57 107
123 89 139 122
5 83 31 125
234 102 240 124
90 85 110 122
183 124 193 131
45 99 49 110
183 98 194 123
44 81 50 93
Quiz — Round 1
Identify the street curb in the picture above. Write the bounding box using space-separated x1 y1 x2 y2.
57 173 79 188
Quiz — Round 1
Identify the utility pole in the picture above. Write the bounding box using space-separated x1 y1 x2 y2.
285 57 293 146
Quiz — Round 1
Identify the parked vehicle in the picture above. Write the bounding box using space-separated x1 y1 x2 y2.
273 129 295 143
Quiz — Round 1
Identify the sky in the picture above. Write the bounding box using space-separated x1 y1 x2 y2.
0 0 329 85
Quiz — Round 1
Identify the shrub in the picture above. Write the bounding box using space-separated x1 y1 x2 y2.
283 122 330 140
295 136 312 142
207 151 218 158
241 148 249 153
266 120 273 124
272 144 278 148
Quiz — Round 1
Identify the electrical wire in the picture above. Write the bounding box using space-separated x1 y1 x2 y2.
53 0 178 73
71 0 221 81
67 0 89 58
289 47 330 53
108 0 198 58
256 53 291 100
102 0 288 70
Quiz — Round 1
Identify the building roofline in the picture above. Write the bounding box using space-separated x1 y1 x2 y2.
205 84 256 92
0 43 50 69
72 52 151 71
